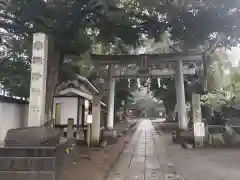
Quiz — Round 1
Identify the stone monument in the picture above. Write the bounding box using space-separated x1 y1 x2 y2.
1 33 65 180
4 33 60 146
28 33 48 127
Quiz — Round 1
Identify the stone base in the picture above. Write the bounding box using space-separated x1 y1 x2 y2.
103 129 117 138
4 126 60 147
103 129 118 145
90 140 101 147
173 129 195 148
75 130 85 146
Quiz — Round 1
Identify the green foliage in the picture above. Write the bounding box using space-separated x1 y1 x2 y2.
5 0 93 54
118 0 240 49
228 70 240 105
150 78 176 120
151 78 176 102
4 0 142 52
1 0 240 101
202 48 240 110
0 0 144 97
3 0 240 51
206 48 230 91
115 79 133 110
131 88 161 113
202 61 240 111
201 89 233 112
0 54 30 97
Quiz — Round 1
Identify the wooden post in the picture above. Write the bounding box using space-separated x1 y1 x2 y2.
67 118 74 140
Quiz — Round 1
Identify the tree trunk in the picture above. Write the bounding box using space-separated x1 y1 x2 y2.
44 38 60 126
202 105 213 124
166 109 174 121
164 101 176 122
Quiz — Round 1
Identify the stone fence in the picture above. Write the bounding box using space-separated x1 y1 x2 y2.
0 141 70 180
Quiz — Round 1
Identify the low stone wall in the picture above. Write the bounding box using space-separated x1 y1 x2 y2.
0 141 70 180
202 125 240 148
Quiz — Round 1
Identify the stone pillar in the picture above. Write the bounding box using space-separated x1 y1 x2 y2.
28 33 48 127
192 93 204 147
175 60 188 130
107 64 115 129
91 95 101 145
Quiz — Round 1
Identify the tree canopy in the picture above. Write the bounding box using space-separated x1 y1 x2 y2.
1 0 240 118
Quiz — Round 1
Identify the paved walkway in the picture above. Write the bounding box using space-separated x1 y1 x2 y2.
108 119 240 180
107 120 178 180
153 122 240 180
166 140 240 180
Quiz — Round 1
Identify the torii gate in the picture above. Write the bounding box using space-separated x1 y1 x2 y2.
91 52 204 146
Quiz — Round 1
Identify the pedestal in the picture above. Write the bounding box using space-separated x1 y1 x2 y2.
2 130 67 180
4 126 60 147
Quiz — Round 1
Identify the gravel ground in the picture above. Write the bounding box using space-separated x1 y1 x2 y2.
59 122 137 180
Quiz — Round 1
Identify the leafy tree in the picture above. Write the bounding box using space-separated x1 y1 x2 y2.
132 87 161 116
121 0 240 49
222 64 240 106
151 78 176 121
150 78 191 121
115 79 133 111
0 0 142 120
0 53 30 98
1 0 240 122
140 0 240 121
205 48 230 91
201 50 240 121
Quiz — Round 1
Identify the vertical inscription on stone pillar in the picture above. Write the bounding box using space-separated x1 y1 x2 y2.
192 93 204 147
28 33 48 127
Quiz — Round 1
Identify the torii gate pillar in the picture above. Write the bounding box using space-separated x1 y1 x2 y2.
175 60 188 130
107 64 115 129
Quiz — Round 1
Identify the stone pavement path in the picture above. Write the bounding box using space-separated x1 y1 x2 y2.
166 139 240 180
107 119 178 180
153 123 240 180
